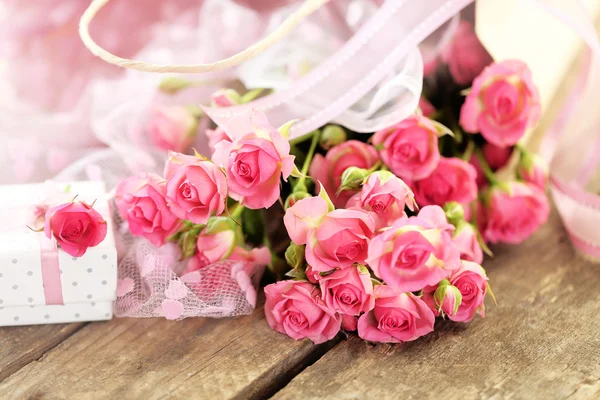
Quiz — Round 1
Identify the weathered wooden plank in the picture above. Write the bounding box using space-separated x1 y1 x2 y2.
0 323 85 382
0 298 339 399
273 210 600 399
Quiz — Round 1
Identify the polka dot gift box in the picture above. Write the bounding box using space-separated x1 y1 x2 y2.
0 181 117 326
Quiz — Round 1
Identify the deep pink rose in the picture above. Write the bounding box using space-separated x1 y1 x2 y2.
448 261 488 322
115 173 180 247
320 266 375 317
460 60 541 147
517 152 547 190
372 115 440 180
469 154 487 188
147 106 198 153
305 209 376 272
452 222 483 264
483 143 513 170
212 112 295 209
478 182 549 244
264 280 341 344
419 97 436 117
44 201 107 257
346 171 415 230
410 157 478 207
366 205 460 292
442 21 493 85
309 140 379 208
357 286 435 343
164 152 227 225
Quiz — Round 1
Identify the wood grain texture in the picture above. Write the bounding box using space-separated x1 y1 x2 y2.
273 210 600 399
0 298 339 400
0 323 85 382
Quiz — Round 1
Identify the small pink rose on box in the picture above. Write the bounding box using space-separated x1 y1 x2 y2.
372 115 440 181
346 171 415 230
448 261 488 322
309 140 379 208
147 105 198 153
517 151 548 190
115 173 180 247
460 60 541 148
478 182 549 244
357 286 435 343
320 265 375 317
442 21 493 85
452 221 484 264
366 205 460 292
44 201 108 257
410 157 478 207
212 111 295 209
164 152 227 225
264 280 341 344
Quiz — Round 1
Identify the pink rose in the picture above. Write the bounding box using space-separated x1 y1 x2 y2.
309 140 379 207
210 88 241 107
185 229 237 274
448 261 488 322
164 152 227 225
372 115 440 180
367 205 460 292
229 246 272 266
357 286 435 343
205 127 231 155
264 280 341 344
469 154 487 188
346 171 415 230
419 97 436 117
460 60 541 148
341 315 358 331
483 143 513 170
305 209 375 272
305 265 322 284
44 201 107 257
452 221 483 264
147 106 198 153
283 195 331 245
320 266 375 316
478 182 549 244
441 21 493 85
212 112 295 209
410 157 478 207
517 151 547 190
115 173 180 247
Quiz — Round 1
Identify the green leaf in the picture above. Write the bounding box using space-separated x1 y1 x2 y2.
290 165 304 179
241 208 265 247
318 183 335 212
277 119 299 139
241 88 268 103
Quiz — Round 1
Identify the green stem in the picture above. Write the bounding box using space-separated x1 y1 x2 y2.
230 203 245 221
294 130 321 192
367 161 383 174
462 141 475 161
474 148 499 185
444 104 463 144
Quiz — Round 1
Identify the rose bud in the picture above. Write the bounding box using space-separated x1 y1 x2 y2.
212 111 295 209
441 21 493 85
357 286 435 343
284 190 312 210
229 246 272 267
147 105 198 153
115 173 180 247
460 60 541 148
372 115 440 181
185 217 239 273
164 152 227 225
452 221 484 264
410 157 478 207
210 88 241 108
434 279 463 317
483 143 513 171
517 149 548 190
443 201 465 226
319 124 347 150
285 242 306 270
310 140 379 208
320 265 375 317
478 181 549 244
44 201 108 257
158 76 192 95
338 166 369 194
264 280 341 344
448 261 488 322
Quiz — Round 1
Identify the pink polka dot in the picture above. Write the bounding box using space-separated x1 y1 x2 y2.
162 299 184 320
164 280 188 300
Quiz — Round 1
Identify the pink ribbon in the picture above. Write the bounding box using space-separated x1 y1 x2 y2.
39 234 64 305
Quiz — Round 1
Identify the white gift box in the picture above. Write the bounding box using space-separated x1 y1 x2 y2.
0 181 117 326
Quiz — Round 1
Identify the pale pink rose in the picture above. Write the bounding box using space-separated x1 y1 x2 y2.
283 196 330 245
212 112 295 209
410 157 478 207
357 286 435 343
229 246 272 266
185 229 237 273
305 209 376 272
147 106 198 153
205 127 231 154
164 152 227 225
264 280 341 344
448 261 488 322
44 201 107 257
346 171 414 230
372 115 440 181
483 143 513 170
320 266 375 317
478 182 549 244
366 205 460 292
442 21 493 85
452 222 484 264
460 60 541 148
517 152 548 190
115 173 180 247
309 140 379 208
418 97 436 117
